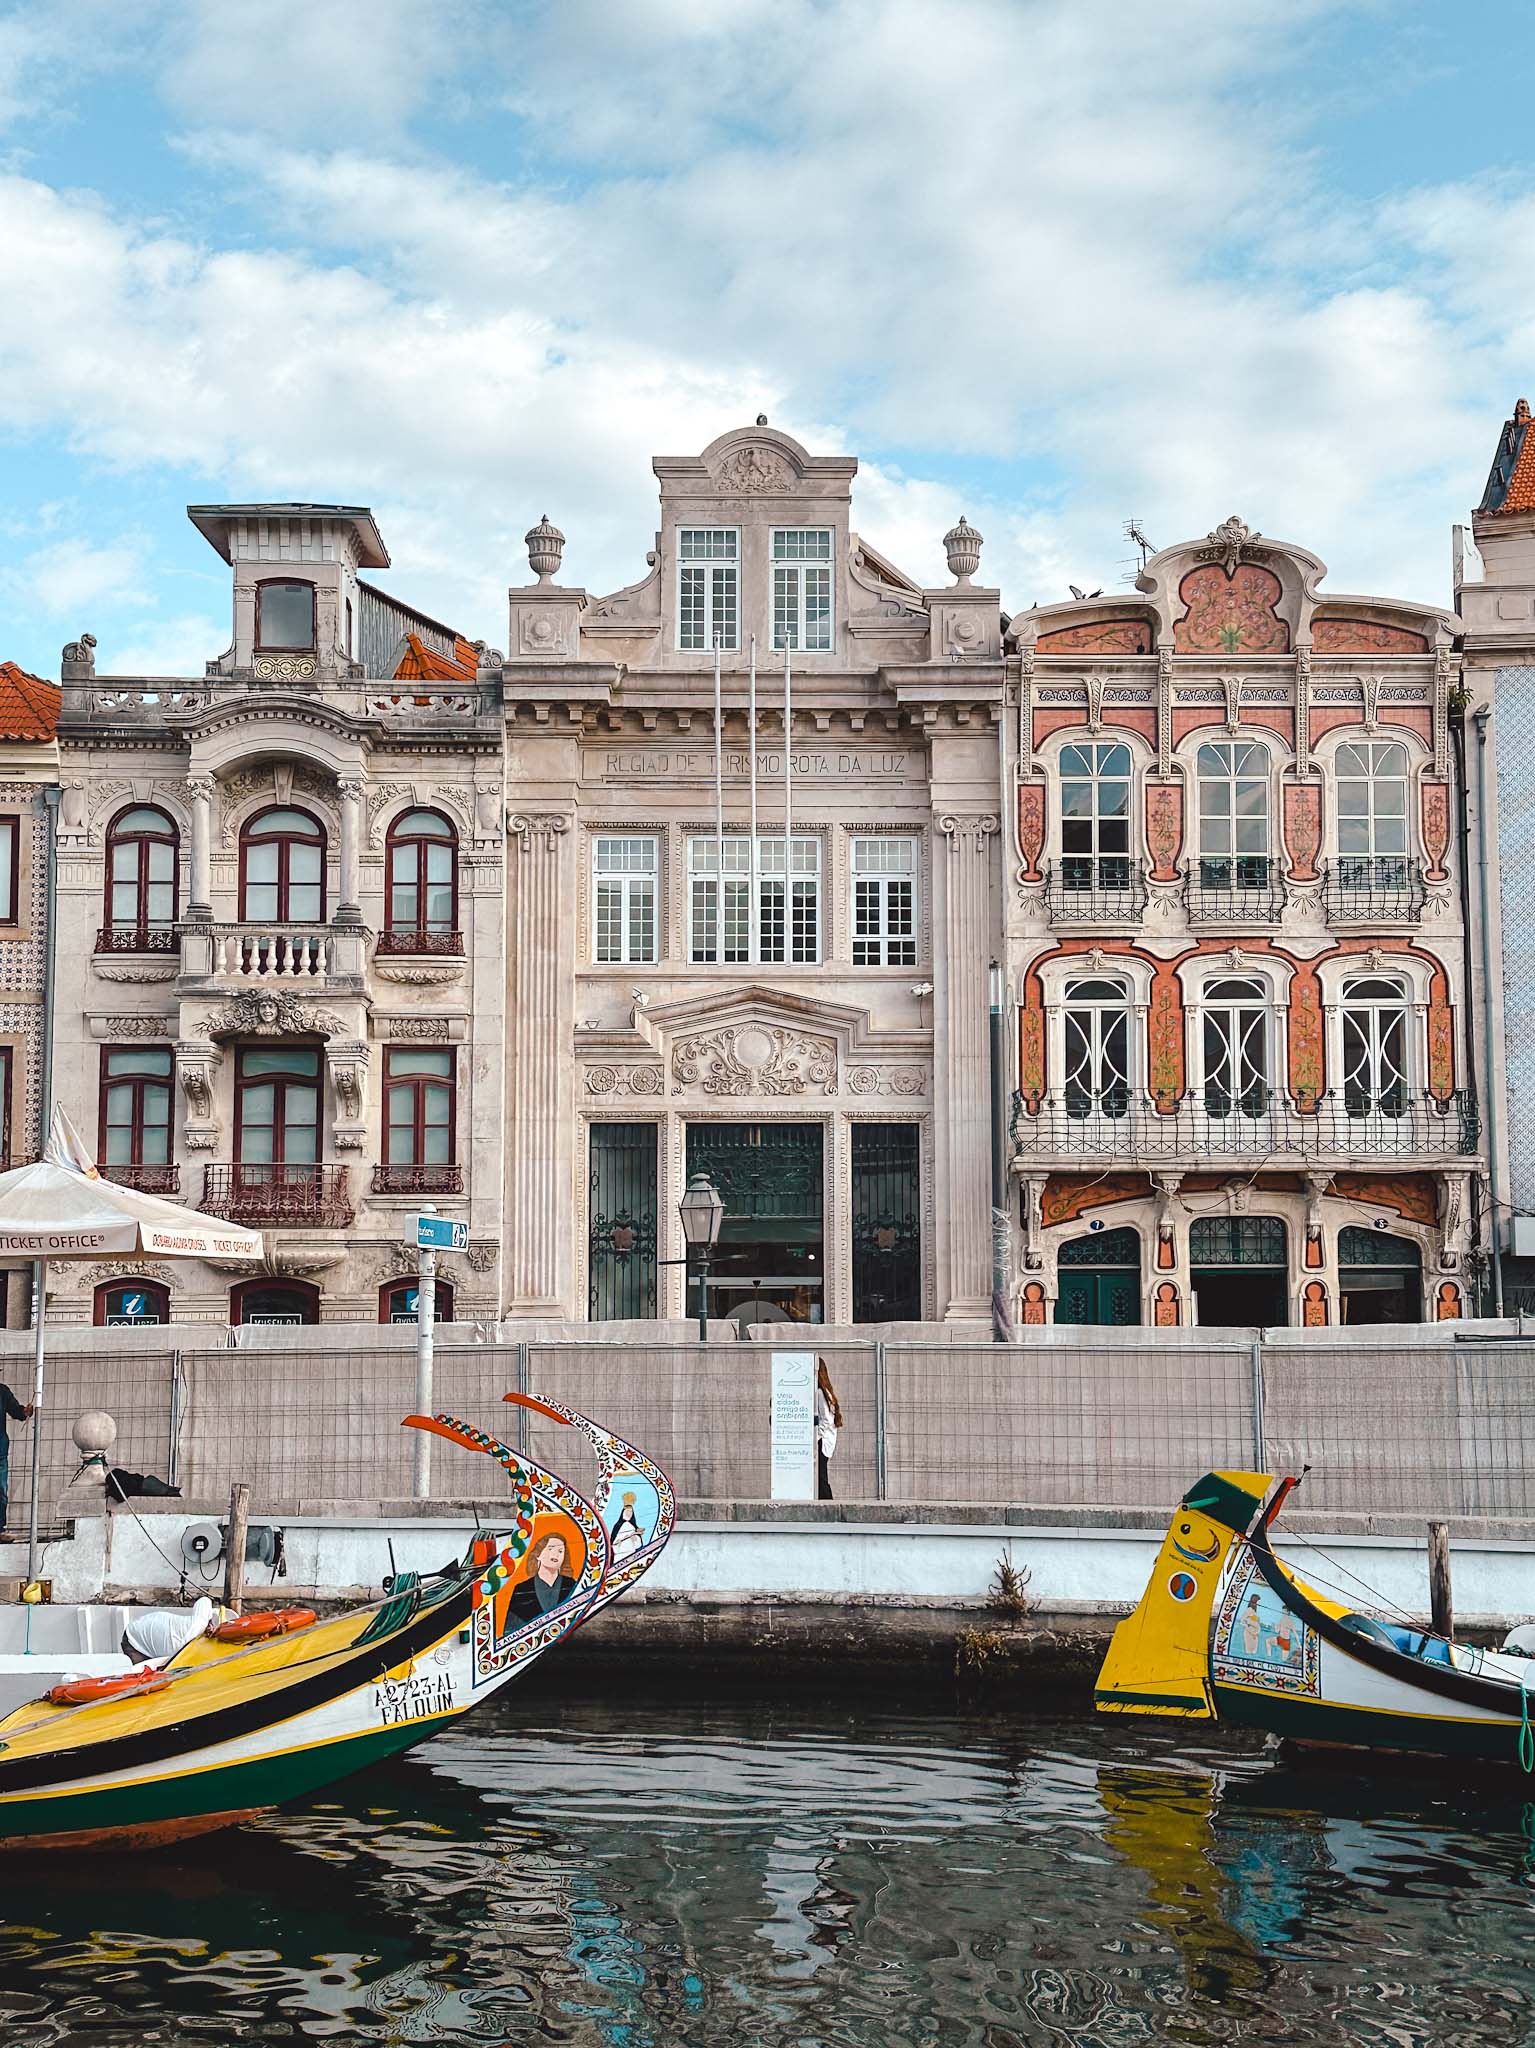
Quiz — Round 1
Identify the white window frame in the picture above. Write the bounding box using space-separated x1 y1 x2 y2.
593 835 659 964
677 528 739 652
850 836 918 966
1335 739 1411 860
688 833 820 965
771 528 834 651
1196 738 1271 882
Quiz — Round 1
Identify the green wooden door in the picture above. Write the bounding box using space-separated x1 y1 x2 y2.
1055 1226 1142 1326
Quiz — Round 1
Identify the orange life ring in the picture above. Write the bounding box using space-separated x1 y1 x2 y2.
212 1607 319 1643
47 1667 171 1707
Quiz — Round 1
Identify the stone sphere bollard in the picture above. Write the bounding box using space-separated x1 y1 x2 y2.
72 1410 118 1457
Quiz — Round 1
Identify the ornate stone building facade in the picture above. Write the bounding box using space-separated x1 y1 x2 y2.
1005 518 1479 1327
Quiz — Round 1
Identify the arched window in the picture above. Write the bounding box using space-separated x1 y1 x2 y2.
1336 741 1410 865
103 805 179 950
1196 740 1270 888
255 579 316 651
1062 977 1131 1118
1200 976 1270 1116
94 1279 170 1326
1055 1226 1142 1327
240 807 326 923
1059 742 1132 889
231 1278 319 1326
383 809 459 950
379 1278 454 1324
1341 976 1410 1116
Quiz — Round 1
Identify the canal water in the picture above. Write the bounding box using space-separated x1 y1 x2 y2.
1 1694 1533 2047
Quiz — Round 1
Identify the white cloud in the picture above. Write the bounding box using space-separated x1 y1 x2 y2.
0 533 150 618
107 611 226 677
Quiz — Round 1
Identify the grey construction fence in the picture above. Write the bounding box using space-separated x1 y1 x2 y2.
6 1335 1535 1540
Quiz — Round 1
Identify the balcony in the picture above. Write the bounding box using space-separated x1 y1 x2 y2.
179 921 368 990
372 1162 465 1195
1011 1088 1479 1164
375 928 465 957
94 925 179 956
1323 857 1426 925
1184 857 1285 924
202 1163 354 1228
1043 861 1149 926
101 1162 180 1195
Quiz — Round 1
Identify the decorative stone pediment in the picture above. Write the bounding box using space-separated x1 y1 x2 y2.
672 1023 837 1098
619 985 929 1103
197 991 349 1040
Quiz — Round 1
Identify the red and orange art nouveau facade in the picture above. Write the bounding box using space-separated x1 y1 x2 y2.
1006 518 1479 1329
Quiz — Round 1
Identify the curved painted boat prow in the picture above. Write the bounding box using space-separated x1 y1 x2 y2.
1096 1471 1274 1718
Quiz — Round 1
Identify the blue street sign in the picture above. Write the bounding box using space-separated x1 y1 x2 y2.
415 1215 468 1252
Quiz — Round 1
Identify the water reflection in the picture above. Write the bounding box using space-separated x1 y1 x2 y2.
1 1698 1534 2044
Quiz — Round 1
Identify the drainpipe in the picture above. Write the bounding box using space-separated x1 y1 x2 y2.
24 785 59 1583
1470 707 1504 1316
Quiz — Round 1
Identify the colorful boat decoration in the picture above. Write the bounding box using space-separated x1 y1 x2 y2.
1097 1470 1535 1767
0 1392 674 1850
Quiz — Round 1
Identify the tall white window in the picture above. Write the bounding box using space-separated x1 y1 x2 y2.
1060 741 1133 887
678 529 739 651
1341 975 1410 1115
1200 975 1271 1115
594 836 658 964
1197 740 1270 886
1336 741 1410 863
1062 977 1132 1118
851 838 918 965
689 835 820 964
772 529 833 651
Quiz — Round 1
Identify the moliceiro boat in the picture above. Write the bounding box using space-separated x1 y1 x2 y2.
0 1393 674 1850
1097 1471 1535 1767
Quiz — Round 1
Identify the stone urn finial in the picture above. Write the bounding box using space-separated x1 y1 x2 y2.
944 516 983 587
525 513 566 584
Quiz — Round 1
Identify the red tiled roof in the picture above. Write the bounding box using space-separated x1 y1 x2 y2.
0 662 61 740
1479 397 1535 516
392 632 478 682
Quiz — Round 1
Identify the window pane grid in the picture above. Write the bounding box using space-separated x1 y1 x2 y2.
678 532 739 650
851 837 919 964
594 836 658 962
688 835 819 963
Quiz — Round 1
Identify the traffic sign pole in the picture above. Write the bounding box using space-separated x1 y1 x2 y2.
413 1206 437 1501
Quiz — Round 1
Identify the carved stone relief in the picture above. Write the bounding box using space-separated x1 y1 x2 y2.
846 1067 926 1097
712 444 793 493
583 1065 665 1097
671 1025 837 1097
198 992 348 1039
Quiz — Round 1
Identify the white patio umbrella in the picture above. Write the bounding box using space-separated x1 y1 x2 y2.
0 1107 263 1582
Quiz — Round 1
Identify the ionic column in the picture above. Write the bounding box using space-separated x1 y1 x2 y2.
336 776 364 925
934 810 1000 1322
508 810 574 1313
185 774 214 920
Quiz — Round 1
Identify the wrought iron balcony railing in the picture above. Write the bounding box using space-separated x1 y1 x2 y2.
1322 856 1426 924
1183 856 1286 923
371 1162 465 1195
375 928 465 957
1043 861 1149 924
202 1163 354 1228
94 925 179 954
101 1162 180 1195
1010 1088 1480 1160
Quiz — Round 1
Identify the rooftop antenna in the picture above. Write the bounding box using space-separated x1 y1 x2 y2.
1122 520 1156 584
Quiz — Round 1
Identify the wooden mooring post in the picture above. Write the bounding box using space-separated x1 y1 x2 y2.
1427 1520 1453 1640
224 1482 251 1614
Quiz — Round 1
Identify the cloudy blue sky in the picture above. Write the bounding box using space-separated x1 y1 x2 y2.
0 0 1531 677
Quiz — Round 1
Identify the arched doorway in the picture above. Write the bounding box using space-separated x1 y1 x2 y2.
1056 1226 1142 1326
1190 1216 1288 1327
1338 1226 1422 1325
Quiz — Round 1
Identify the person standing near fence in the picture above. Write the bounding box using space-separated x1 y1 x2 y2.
815 1360 843 1502
0 1382 33 1536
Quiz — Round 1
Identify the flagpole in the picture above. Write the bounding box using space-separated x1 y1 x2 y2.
713 635 725 957
783 636 793 957
748 635 759 966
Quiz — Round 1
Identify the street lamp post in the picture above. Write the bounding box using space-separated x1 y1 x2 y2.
678 1173 725 1343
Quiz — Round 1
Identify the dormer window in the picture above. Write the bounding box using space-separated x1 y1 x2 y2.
677 529 738 651
255 579 316 651
772 529 833 650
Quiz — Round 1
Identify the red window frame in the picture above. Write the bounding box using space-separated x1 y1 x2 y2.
0 816 19 925
384 809 459 936
379 1278 454 1324
99 1045 174 1171
94 1279 171 1327
230 1278 320 1325
254 578 316 652
235 1044 322 1168
103 805 179 937
239 806 327 923
383 1047 457 1166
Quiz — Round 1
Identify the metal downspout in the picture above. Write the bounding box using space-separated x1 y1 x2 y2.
1472 707 1505 1316
25 785 60 1583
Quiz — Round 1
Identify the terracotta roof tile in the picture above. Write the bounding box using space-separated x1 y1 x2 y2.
392 632 479 682
0 662 61 740
1479 398 1535 516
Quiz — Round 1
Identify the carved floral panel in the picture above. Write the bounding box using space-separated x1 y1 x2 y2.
1283 784 1322 881
1035 619 1153 654
1312 616 1427 654
1174 563 1289 654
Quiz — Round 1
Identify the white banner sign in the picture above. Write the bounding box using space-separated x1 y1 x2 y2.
770 1350 817 1502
